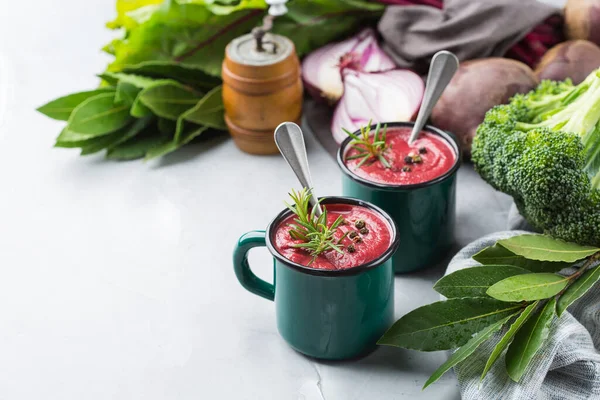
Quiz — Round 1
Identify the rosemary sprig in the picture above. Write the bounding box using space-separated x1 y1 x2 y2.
285 188 345 264
343 120 391 169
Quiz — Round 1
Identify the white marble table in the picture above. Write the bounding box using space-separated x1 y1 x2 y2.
0 1 561 399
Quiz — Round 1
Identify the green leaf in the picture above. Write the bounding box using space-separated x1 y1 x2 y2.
377 298 523 351
505 298 556 382
557 266 600 316
56 117 154 154
138 81 202 120
106 125 171 161
67 92 132 136
130 95 153 118
80 130 128 155
37 88 115 121
100 72 160 88
423 314 515 389
55 128 104 145
273 0 384 57
105 0 163 30
487 273 568 302
481 301 539 381
434 265 530 298
158 118 176 134
145 125 208 159
107 3 264 76
178 85 225 130
498 234 600 263
174 85 226 142
115 81 141 106
473 244 568 273
121 61 221 90
106 0 381 77
110 116 154 148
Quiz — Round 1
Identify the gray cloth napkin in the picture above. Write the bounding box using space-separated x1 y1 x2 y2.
445 231 600 399
378 0 557 72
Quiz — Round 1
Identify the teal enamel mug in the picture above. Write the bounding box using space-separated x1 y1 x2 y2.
337 122 461 274
233 196 400 360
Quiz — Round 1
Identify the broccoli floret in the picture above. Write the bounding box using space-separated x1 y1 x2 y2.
472 69 600 246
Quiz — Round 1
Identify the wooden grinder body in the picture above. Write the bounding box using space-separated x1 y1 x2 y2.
222 33 303 154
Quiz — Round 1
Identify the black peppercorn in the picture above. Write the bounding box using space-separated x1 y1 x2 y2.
355 220 366 229
359 227 369 235
348 231 358 239
419 146 427 154
404 155 413 164
347 244 356 253
353 236 363 243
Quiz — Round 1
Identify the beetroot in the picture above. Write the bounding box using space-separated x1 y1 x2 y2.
431 58 538 157
565 0 600 45
535 40 600 84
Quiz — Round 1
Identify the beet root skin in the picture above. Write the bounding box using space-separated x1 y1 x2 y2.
430 58 538 157
534 40 600 84
565 0 600 45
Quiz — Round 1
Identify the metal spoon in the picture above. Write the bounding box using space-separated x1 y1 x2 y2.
408 50 459 144
274 122 323 216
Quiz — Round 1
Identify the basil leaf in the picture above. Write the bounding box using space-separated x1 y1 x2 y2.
37 88 115 121
67 92 132 136
505 298 556 382
423 314 515 389
138 81 202 120
481 301 539 381
473 244 568 273
487 273 568 302
498 234 600 263
434 265 529 298
557 266 600 316
377 298 523 351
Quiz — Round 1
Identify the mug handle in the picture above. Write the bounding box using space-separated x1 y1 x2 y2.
233 230 275 301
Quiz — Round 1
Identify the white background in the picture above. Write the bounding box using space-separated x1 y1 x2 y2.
0 0 562 399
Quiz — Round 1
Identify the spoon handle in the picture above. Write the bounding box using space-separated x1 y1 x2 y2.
409 50 459 144
274 122 323 216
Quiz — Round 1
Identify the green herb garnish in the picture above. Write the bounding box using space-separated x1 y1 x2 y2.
343 120 391 169
285 188 345 264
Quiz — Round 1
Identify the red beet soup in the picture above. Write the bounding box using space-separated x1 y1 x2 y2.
273 203 392 270
344 127 456 185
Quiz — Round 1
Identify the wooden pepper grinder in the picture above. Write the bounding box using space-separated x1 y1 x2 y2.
222 0 303 155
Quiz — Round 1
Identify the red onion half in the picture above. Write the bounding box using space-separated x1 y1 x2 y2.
331 69 424 143
301 29 396 104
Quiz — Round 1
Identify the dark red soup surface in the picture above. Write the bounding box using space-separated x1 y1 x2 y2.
273 204 392 270
344 127 456 185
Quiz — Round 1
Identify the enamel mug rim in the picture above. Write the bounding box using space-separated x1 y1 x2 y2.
336 121 462 191
265 196 400 276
